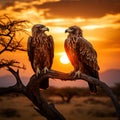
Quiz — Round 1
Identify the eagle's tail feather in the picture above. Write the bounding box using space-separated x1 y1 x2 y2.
36 68 41 77
88 70 99 94
39 78 49 89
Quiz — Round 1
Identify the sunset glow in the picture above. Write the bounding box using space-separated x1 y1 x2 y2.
0 0 120 87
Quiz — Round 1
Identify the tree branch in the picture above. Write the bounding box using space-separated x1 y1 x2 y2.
0 59 26 69
0 67 26 95
0 68 65 120
0 15 28 54
0 68 120 120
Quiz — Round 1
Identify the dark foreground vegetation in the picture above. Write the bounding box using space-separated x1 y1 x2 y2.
0 85 119 120
41 83 120 103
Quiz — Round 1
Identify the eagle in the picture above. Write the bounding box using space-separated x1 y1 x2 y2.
64 26 100 94
27 24 54 89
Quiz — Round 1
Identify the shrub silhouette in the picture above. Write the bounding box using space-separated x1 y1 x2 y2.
42 87 88 103
0 108 20 118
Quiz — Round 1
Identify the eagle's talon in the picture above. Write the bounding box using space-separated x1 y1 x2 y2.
74 70 81 78
43 67 49 74
36 68 41 77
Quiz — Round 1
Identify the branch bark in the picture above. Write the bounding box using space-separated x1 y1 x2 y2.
0 68 120 120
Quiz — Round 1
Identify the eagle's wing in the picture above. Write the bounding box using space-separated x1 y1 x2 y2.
76 37 99 71
64 39 70 59
76 37 100 93
27 36 35 71
38 35 54 89
64 39 75 66
47 35 54 68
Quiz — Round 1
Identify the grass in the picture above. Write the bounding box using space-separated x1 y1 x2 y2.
0 108 20 118
0 94 118 120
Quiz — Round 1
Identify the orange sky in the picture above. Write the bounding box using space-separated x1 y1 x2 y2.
0 0 120 87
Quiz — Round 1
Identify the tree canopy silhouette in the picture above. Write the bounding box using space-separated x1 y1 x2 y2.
0 15 28 69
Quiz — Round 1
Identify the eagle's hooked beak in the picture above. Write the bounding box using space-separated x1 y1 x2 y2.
41 27 49 32
65 28 73 33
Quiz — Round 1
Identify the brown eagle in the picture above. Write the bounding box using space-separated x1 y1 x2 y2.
64 26 100 94
27 24 54 89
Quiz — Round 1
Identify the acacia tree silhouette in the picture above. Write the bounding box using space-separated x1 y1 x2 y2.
0 15 120 120
0 15 28 69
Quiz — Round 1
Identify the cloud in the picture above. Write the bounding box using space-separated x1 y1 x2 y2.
1 0 120 19
82 14 120 30
33 0 120 18
0 0 120 52
40 14 120 32
0 0 59 9
0 0 120 19
0 0 31 9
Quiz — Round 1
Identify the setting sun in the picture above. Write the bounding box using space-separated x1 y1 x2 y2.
0 0 120 88
60 54 70 64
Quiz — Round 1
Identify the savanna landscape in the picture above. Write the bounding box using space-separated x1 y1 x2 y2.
0 87 119 120
0 0 120 120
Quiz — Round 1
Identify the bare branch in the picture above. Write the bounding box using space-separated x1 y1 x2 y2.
0 15 29 54
0 15 28 69
30 70 120 120
0 68 65 120
0 69 120 120
0 67 26 95
0 59 25 69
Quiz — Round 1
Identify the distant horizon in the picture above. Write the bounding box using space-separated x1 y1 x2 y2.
0 68 120 88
